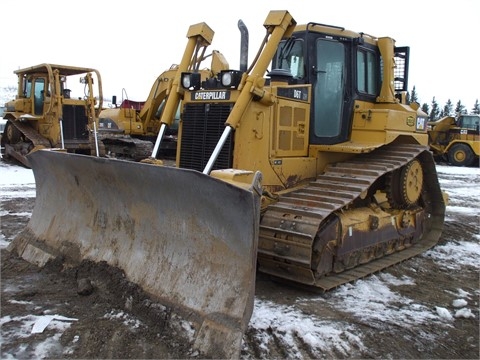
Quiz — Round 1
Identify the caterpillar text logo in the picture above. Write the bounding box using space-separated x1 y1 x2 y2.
192 91 230 101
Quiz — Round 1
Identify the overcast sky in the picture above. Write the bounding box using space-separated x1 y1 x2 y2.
1 0 478 109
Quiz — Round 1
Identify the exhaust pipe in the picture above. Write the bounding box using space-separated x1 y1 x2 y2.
238 19 249 72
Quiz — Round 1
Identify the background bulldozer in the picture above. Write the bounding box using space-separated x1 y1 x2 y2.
428 114 480 166
10 10 445 358
1 64 103 167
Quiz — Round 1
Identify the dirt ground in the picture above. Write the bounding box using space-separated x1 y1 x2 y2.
1 162 479 359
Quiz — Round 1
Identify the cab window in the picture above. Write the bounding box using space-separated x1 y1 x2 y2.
34 78 45 115
273 39 305 80
357 49 378 95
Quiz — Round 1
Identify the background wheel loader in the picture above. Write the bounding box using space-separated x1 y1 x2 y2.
10 10 446 358
1 64 103 167
428 114 480 166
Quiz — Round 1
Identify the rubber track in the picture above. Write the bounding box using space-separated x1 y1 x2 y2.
258 143 445 291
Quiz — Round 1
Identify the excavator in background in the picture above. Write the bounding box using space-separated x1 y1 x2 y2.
10 10 445 358
96 21 242 161
428 114 480 166
96 57 228 160
1 64 103 167
96 69 179 161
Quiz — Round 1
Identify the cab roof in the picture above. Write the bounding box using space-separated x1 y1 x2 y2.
294 23 383 46
14 63 98 76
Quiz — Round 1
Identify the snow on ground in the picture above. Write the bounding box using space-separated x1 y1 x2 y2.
0 162 35 200
248 299 365 358
0 162 478 357
0 234 9 249
0 162 35 248
0 313 77 360
425 240 480 270
324 274 439 327
436 164 480 217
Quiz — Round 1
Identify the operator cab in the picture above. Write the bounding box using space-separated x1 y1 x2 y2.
457 114 480 132
271 24 409 146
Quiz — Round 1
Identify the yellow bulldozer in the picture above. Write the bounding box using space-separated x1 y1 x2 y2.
9 10 445 358
428 114 480 166
1 64 103 167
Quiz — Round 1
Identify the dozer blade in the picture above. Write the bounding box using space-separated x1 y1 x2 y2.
9 149 261 359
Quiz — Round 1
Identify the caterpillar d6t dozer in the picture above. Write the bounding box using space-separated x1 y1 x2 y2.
10 10 446 358
1 64 103 167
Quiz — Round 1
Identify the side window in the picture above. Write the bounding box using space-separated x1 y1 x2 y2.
25 78 33 98
273 39 305 80
460 116 480 130
356 49 378 96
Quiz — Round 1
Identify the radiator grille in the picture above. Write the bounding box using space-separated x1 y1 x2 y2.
62 105 89 140
180 103 234 171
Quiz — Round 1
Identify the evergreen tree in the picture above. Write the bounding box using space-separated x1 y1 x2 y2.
421 103 430 115
410 86 419 104
472 99 480 115
441 99 453 117
455 100 466 115
429 97 440 120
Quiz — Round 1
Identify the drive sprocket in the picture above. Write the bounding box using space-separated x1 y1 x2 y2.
386 158 423 208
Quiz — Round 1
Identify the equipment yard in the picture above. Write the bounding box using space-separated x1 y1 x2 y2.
1 159 479 359
1 10 479 358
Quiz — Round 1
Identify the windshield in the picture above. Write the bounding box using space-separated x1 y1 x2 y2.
273 39 305 80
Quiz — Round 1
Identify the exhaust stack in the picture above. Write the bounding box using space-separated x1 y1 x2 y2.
238 19 249 72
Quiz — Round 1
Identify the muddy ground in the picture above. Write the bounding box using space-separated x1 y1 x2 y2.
1 161 479 359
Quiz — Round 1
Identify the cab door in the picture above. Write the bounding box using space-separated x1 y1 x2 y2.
311 38 352 145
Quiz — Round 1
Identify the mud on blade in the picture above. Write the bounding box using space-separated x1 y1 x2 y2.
10 149 261 359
